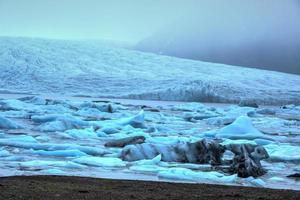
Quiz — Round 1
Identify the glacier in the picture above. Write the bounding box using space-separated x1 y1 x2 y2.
0 37 300 105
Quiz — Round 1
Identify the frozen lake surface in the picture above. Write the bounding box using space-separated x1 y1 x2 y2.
0 94 299 190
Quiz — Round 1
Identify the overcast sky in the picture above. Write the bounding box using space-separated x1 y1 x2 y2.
0 0 198 43
1 0 299 44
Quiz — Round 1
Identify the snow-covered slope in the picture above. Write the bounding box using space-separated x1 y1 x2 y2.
0 37 299 105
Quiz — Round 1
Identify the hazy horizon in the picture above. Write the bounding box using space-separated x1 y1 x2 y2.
0 0 197 43
1 0 299 74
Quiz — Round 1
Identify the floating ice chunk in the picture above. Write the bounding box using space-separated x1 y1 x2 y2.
254 117 300 137
32 114 88 125
30 149 88 157
145 126 158 133
5 135 38 143
73 156 126 167
64 128 98 139
75 102 115 113
40 168 66 175
158 168 237 183
263 162 286 171
0 110 30 119
213 116 271 140
0 140 110 156
205 106 256 126
0 116 23 129
127 154 161 172
117 110 146 128
265 144 300 162
276 105 300 121
129 165 166 173
109 131 151 143
245 177 266 187
19 96 47 105
100 126 120 134
183 111 219 122
225 106 256 118
33 114 89 132
76 107 104 117
35 135 50 142
204 116 235 126
0 155 24 161
281 104 298 110
238 100 259 108
105 135 146 148
170 103 206 112
145 136 183 145
31 114 64 123
269 177 285 182
221 139 256 146
36 120 69 132
41 104 72 114
0 99 31 111
15 160 85 169
254 139 274 146
256 108 276 115
96 131 108 137
131 154 162 165
159 162 211 170
0 149 10 157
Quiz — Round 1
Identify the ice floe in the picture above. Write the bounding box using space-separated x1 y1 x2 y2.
0 116 23 129
29 149 88 157
0 140 110 156
32 114 90 132
0 99 32 111
73 156 126 167
64 127 98 139
10 160 85 169
117 110 146 128
265 144 300 163
206 116 272 140
158 168 237 183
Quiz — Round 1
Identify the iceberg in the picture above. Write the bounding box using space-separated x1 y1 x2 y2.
0 139 110 156
117 110 146 129
265 144 300 163
0 116 23 129
73 156 126 167
158 168 237 183
29 149 88 157
212 116 271 140
64 128 98 139
0 99 31 111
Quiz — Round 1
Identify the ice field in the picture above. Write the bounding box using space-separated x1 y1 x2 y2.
0 96 299 190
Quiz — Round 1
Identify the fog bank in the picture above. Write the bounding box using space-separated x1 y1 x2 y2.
136 0 300 74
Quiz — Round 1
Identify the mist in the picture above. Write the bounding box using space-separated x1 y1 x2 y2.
0 0 194 43
136 0 300 74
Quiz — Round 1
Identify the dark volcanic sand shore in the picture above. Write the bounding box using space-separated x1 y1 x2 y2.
0 176 299 200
